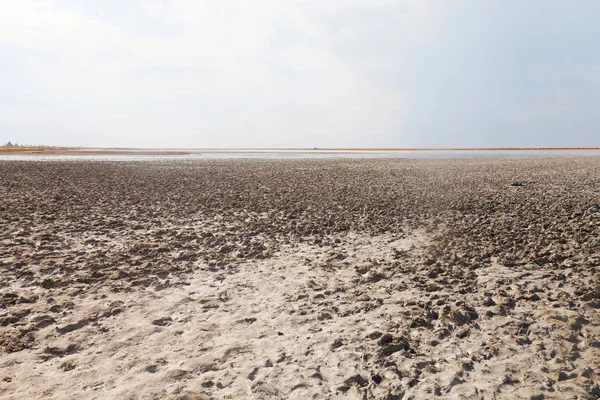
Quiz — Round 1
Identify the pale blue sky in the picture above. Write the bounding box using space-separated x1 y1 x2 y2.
1 1 599 148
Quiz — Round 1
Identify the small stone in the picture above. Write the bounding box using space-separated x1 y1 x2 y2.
367 331 383 340
331 338 344 350
152 317 173 326
483 297 496 307
557 371 569 381
146 365 158 373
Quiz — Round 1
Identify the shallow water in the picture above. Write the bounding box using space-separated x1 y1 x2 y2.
1 149 600 161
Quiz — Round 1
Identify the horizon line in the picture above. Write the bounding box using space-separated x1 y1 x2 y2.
80 146 600 151
3 146 600 153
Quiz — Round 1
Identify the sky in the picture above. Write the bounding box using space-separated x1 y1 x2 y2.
1 0 599 148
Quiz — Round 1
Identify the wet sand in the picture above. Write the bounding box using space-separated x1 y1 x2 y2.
0 158 599 399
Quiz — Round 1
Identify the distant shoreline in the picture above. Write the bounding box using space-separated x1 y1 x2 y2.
1 146 600 156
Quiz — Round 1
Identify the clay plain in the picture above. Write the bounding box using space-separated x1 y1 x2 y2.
0 157 599 399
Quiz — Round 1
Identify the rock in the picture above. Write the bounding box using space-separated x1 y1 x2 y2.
378 334 410 357
338 374 369 392
483 297 496 307
41 343 79 360
152 317 173 326
331 338 344 350
0 316 20 326
367 331 383 340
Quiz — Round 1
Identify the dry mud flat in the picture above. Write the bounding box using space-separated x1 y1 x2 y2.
0 157 599 399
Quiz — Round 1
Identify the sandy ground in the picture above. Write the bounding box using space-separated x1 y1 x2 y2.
0 158 599 399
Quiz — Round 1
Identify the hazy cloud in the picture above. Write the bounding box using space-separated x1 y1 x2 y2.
1 0 599 147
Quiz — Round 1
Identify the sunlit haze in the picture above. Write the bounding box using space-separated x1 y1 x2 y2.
1 1 599 148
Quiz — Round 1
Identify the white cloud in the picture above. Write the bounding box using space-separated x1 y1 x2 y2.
0 0 438 146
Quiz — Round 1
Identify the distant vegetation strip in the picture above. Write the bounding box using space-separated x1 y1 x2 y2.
0 146 75 152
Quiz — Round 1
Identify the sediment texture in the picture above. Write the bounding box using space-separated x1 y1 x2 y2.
0 158 599 399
